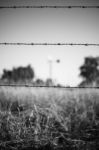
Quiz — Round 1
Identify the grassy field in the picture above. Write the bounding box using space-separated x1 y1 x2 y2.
0 86 99 150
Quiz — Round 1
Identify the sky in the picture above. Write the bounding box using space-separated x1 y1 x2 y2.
0 0 99 86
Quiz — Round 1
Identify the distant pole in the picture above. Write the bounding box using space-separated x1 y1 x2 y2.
48 56 53 79
48 57 60 81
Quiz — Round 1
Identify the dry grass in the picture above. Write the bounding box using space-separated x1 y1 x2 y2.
0 86 99 150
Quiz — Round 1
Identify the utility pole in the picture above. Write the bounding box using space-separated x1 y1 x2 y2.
48 56 60 81
48 56 53 79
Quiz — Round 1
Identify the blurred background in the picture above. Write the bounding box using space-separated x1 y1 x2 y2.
0 0 99 87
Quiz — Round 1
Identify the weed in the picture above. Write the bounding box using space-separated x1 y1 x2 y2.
0 87 99 149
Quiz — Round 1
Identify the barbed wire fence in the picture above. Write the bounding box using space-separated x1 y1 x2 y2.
0 42 99 46
0 84 99 88
0 5 99 9
0 4 99 88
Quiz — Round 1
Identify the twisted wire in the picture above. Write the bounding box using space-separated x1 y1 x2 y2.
0 42 99 46
0 6 99 9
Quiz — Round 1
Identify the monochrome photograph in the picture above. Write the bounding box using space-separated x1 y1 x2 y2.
0 0 99 149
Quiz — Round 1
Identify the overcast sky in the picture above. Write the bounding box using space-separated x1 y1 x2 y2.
0 0 99 86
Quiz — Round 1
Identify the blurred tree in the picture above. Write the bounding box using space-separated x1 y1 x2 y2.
35 78 45 86
57 83 62 87
45 78 54 86
1 65 35 83
79 57 99 87
1 70 12 83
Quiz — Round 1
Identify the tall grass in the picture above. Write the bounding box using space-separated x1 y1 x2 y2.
0 87 99 150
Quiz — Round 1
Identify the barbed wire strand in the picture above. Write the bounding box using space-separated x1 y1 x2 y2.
0 84 99 88
0 42 99 46
0 6 99 9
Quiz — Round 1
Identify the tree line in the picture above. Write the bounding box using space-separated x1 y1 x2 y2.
0 56 99 87
0 64 55 86
1 65 34 84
